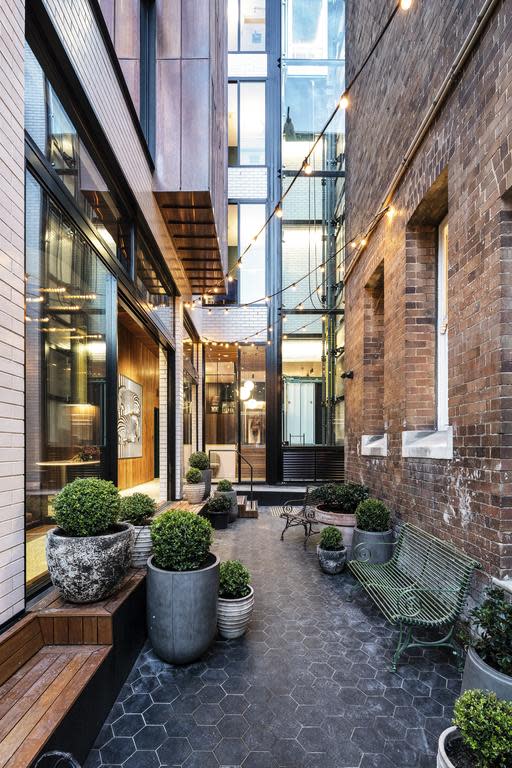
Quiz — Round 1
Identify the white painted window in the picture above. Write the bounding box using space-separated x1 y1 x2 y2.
437 217 449 430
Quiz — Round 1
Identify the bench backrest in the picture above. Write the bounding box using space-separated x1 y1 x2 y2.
393 523 480 613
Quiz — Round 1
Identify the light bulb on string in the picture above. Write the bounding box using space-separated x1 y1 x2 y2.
275 204 283 219
228 275 233 282
360 238 367 247
303 160 312 176
291 283 297 291
386 205 397 220
339 95 349 109
400 0 412 8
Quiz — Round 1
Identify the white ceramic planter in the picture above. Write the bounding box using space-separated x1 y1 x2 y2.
131 525 152 568
183 482 206 504
437 726 458 768
218 586 254 639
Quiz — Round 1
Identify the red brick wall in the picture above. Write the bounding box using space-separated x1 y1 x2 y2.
344 0 512 577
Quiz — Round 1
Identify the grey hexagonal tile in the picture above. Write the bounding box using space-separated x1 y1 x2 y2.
157 736 192 764
112 714 145 737
214 737 249 766
134 725 167 750
194 703 224 725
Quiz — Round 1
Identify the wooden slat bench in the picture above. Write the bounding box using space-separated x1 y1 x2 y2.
348 523 481 671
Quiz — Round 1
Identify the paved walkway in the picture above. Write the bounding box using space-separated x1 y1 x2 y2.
85 509 461 768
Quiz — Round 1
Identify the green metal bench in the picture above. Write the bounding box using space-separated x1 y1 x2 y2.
348 523 481 671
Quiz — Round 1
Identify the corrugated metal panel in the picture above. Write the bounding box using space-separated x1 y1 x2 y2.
282 447 345 483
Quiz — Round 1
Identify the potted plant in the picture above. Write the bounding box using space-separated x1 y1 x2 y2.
46 478 133 603
189 451 211 498
121 492 157 568
461 588 512 701
317 526 347 574
351 498 394 564
437 689 512 768
312 482 369 552
215 479 238 522
147 509 219 664
206 494 231 530
217 560 254 639
183 467 206 504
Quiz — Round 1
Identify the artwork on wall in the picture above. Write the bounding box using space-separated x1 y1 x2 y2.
118 375 143 458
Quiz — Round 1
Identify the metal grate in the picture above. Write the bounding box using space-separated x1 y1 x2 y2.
282 447 344 483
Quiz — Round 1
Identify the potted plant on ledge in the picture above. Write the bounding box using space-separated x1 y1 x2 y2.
215 479 238 522
217 560 254 639
121 492 157 568
189 451 212 498
437 689 512 768
46 478 133 603
461 587 512 700
183 467 206 504
351 498 394 564
147 509 219 664
317 526 347 574
206 494 231 530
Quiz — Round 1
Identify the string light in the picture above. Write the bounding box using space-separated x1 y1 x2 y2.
303 160 313 176
339 94 349 109
386 205 397 220
228 275 233 282
400 0 412 9
275 204 283 218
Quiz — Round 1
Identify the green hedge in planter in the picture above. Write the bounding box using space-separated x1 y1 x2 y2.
208 495 231 513
355 498 390 532
471 588 512 677
151 509 213 571
54 478 121 536
186 467 203 484
311 482 369 513
121 493 157 526
219 560 251 599
319 526 343 551
453 689 512 768
217 479 233 492
189 451 210 470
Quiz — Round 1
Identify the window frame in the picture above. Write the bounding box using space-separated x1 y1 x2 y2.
140 0 156 157
436 216 449 430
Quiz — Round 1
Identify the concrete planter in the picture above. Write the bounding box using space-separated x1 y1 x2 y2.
215 490 238 522
200 469 213 498
130 525 152 568
314 505 356 553
352 527 394 564
461 647 512 701
208 511 229 530
437 726 458 768
46 524 133 603
218 586 254 639
147 553 220 664
317 545 347 574
183 482 206 504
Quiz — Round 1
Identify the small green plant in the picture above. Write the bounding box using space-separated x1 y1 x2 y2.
54 478 120 537
151 509 213 571
217 479 233 492
185 467 203 484
355 498 390 532
208 495 231 514
121 493 157 527
453 689 512 768
219 560 251 599
471 588 512 676
189 451 209 470
319 526 343 551
311 482 369 513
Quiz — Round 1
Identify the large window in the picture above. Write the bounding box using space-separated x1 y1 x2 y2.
437 217 449 430
282 337 323 445
239 204 266 303
228 81 266 166
228 0 266 52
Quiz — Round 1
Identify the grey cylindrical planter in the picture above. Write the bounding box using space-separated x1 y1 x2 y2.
215 490 238 522
147 553 219 664
46 524 133 603
200 469 212 498
351 527 394 564
461 647 512 701
317 545 347 575
218 586 254 639
183 482 206 504
437 726 458 768
130 525 152 568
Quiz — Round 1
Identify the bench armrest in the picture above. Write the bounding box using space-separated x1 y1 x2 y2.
281 501 316 520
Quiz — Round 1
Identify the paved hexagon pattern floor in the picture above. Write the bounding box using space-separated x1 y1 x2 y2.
85 508 462 768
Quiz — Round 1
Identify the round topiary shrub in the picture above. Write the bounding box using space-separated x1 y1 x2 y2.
453 689 512 768
53 478 121 537
208 495 231 513
217 479 233 492
319 526 343 551
189 451 210 470
355 498 390 532
151 509 213 571
185 467 203 484
219 560 251 599
121 493 157 527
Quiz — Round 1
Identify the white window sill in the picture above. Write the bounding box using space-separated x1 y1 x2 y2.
492 576 512 595
361 434 388 457
402 426 453 460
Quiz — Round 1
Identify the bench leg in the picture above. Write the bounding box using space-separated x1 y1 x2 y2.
346 581 362 602
280 516 291 541
391 623 413 672
392 623 464 672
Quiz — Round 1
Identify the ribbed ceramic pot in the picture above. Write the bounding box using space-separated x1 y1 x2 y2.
46 524 133 603
351 528 394 564
461 647 512 700
437 726 458 768
200 469 213 498
214 490 238 522
218 586 254 639
183 482 206 504
317 545 347 574
131 525 152 568
147 553 219 664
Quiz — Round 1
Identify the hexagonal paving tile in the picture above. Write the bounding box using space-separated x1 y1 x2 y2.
214 737 249 765
157 736 192 765
112 714 144 737
193 703 224 726
134 725 167 750
222 676 250 695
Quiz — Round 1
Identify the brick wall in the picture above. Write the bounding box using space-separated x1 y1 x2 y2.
344 0 512 578
0 0 25 625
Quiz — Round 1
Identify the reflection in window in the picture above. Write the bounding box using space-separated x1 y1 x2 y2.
239 204 266 303
25 172 111 594
282 337 323 445
240 345 266 480
229 82 266 166
228 83 239 165
283 0 344 60
135 241 173 338
228 0 266 52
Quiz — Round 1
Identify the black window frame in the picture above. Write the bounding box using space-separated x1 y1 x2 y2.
140 0 156 158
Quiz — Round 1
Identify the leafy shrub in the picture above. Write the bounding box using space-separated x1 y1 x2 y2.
219 560 251 599
217 479 233 492
355 498 390 532
471 588 512 676
121 493 157 526
208 495 231 514
189 451 209 470
453 689 512 768
54 478 120 537
185 467 203 484
319 526 343 551
151 509 213 571
311 482 369 513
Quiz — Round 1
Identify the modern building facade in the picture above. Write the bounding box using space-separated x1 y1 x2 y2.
344 0 512 581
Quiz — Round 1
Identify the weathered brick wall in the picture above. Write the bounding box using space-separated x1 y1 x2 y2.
0 0 25 625
344 0 512 577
